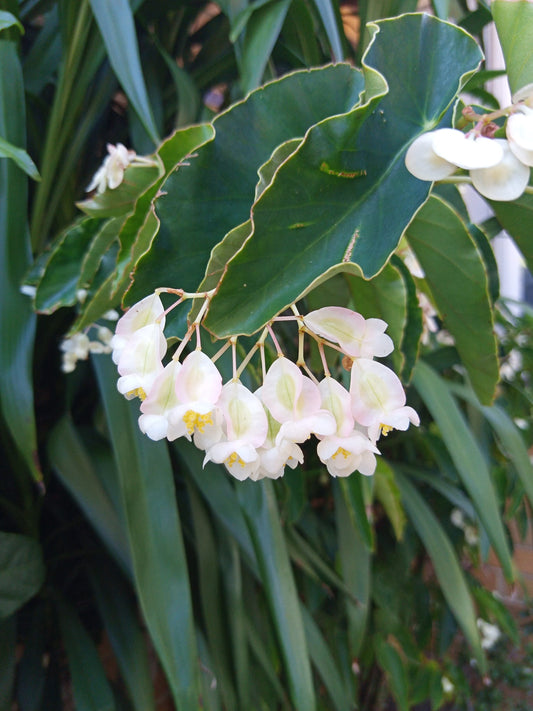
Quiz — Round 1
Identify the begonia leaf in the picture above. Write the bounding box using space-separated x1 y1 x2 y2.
204 14 482 337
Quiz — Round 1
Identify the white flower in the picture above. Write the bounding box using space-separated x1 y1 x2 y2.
470 139 530 201
204 381 268 481
261 357 336 444
350 358 419 441
431 128 503 170
441 676 454 694
506 107 533 167
405 131 457 181
111 293 166 365
304 306 393 359
450 508 465 529
317 378 378 477
168 350 223 441
477 619 501 650
255 392 304 480
116 323 166 400
138 360 182 441
86 143 136 193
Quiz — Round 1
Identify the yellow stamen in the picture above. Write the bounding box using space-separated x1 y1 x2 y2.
126 387 146 401
332 447 350 460
182 410 213 434
380 424 394 437
227 452 246 468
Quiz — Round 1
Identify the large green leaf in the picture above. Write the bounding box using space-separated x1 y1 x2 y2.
89 563 156 711
406 195 498 405
48 417 131 576
57 601 116 711
204 14 483 336
492 0 533 96
237 480 316 711
449 381 533 513
0 532 44 618
88 0 159 143
0 39 40 483
125 63 365 308
93 356 200 711
491 193 533 275
395 471 485 670
412 360 513 581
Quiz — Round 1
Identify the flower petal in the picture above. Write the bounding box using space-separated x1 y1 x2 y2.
405 132 457 180
432 128 503 170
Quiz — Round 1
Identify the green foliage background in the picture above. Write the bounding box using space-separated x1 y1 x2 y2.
1 1 532 709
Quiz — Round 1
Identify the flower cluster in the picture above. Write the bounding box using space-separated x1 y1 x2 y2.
110 291 420 482
405 91 533 202
86 142 156 194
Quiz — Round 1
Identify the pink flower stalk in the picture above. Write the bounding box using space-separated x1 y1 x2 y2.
304 306 393 359
350 358 419 441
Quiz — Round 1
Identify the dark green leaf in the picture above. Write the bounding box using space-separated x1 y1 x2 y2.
88 0 159 143
94 356 200 711
238 481 316 711
395 471 485 669
412 360 513 581
407 195 498 405
0 39 40 483
0 532 44 618
57 601 116 711
205 14 483 336
0 135 39 180
374 636 409 711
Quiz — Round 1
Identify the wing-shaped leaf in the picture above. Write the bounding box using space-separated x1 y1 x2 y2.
412 360 513 580
407 195 498 405
125 63 365 308
204 14 483 336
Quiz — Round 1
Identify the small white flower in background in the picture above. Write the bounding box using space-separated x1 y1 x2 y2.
450 508 465 529
417 292 439 345
500 348 522 380
304 307 393 359
20 284 37 298
60 329 113 373
441 676 454 694
477 618 501 650
464 525 479 546
86 143 136 194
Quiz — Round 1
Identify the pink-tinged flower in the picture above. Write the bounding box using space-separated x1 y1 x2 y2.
168 350 223 441
470 139 530 201
255 392 304 480
204 381 268 481
304 307 393 359
86 143 136 193
116 323 166 400
261 358 336 443
317 433 379 477
350 358 419 441
506 108 533 166
317 377 379 477
138 360 182 440
111 293 166 365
